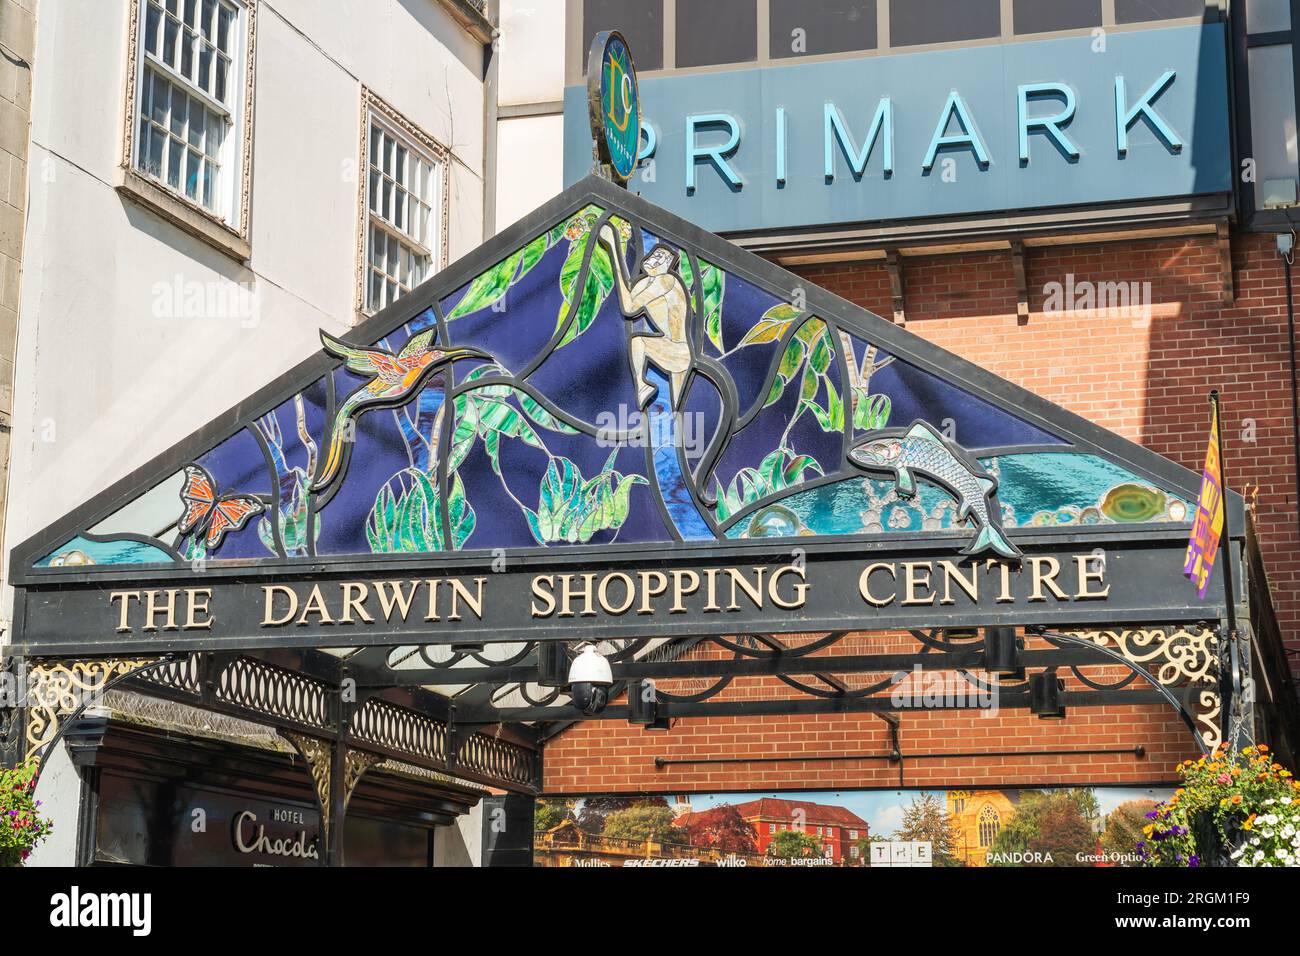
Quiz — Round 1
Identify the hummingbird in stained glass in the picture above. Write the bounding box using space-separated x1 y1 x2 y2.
312 329 488 492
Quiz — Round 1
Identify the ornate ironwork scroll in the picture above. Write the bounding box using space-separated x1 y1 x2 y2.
24 658 164 762
1062 625 1221 750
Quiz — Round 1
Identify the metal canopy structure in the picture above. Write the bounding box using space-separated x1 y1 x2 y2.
3 175 1276 864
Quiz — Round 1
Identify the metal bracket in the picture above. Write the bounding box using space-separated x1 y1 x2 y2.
21 657 177 770
1217 221 1234 305
1010 239 1029 323
885 249 906 325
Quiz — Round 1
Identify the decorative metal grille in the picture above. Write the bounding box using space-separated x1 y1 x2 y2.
456 731 538 788
214 657 332 731
135 652 203 696
349 697 447 763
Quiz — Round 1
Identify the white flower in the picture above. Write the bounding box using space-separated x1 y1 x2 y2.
1255 850 1266 861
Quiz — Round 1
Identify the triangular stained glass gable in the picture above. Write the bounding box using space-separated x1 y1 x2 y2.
22 178 1202 574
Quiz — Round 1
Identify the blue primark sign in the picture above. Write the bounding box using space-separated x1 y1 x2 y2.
562 24 1231 234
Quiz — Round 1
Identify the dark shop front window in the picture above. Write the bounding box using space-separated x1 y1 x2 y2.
582 0 663 71
1114 0 1208 24
1012 0 1103 35
889 0 1000 47
1233 0 1300 223
676 0 758 68
769 0 877 59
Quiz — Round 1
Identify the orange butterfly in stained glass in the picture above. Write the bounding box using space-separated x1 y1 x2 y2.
177 464 266 550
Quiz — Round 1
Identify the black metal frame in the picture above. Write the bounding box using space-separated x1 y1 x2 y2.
1230 0 1300 231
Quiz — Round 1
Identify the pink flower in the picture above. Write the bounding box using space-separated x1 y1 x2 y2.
1217 774 1232 785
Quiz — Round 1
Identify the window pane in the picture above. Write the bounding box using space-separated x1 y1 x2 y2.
181 28 194 79
205 110 222 157
889 0 999 46
164 16 180 67
1246 0 1290 33
145 3 162 56
676 0 756 68
199 47 213 95
215 52 229 103
137 119 153 174
218 6 233 51
770 0 877 59
185 149 202 199
188 109 204 149
167 139 183 188
1247 44 1299 209
1114 0 1206 23
1013 0 1101 34
151 73 169 125
170 85 187 137
582 0 663 72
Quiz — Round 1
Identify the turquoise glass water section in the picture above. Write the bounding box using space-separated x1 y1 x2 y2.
37 535 177 567
725 452 1192 539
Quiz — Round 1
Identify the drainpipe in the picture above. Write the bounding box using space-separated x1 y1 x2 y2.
1279 232 1300 542
483 0 501 239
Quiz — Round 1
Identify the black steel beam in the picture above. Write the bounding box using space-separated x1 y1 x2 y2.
457 687 1184 723
359 646 1132 688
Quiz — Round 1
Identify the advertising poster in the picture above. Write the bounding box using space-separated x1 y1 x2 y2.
535 787 1174 867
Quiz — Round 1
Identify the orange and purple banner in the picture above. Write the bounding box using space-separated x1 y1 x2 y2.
1183 405 1225 599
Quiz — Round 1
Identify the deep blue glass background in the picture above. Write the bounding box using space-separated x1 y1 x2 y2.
53 204 1177 569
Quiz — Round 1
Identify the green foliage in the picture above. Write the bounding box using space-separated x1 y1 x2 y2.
852 391 892 431
0 760 53 867
602 804 681 843
366 469 474 553
258 467 318 555
894 793 964 867
740 303 805 346
554 211 630 348
524 452 646 545
534 799 575 833
1101 800 1158 860
714 447 823 523
679 255 726 351
556 234 615 346
988 790 1099 867
446 229 553 320
767 828 823 859
1139 744 1299 867
443 205 631 342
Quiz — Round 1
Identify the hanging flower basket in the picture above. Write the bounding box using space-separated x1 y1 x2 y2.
1138 744 1299 867
0 759 54 867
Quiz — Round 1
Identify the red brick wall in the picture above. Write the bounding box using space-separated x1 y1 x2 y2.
541 230 1296 796
798 231 1298 647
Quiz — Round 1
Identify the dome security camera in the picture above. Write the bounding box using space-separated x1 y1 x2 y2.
568 644 613 716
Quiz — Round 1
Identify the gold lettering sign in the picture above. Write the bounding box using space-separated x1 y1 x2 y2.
100 554 1112 636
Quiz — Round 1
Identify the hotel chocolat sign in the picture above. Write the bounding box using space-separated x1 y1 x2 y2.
16 536 1219 655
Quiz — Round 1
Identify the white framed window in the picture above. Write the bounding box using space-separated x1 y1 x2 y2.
358 89 450 315
129 0 251 230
